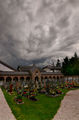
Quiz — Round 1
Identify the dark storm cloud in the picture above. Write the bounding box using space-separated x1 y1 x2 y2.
0 0 79 67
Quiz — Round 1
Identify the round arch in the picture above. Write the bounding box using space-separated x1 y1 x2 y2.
57 76 59 80
13 77 18 82
0 77 4 81
26 77 30 81
20 77 24 81
53 76 56 79
6 77 12 82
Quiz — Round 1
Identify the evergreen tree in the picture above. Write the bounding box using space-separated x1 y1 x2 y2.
62 52 79 75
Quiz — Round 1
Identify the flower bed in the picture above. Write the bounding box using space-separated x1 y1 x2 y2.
14 95 24 104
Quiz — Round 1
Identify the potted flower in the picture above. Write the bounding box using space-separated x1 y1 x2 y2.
56 89 62 94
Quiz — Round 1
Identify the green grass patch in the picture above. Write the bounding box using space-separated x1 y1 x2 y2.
2 88 69 120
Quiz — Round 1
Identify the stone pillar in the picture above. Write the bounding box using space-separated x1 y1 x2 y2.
11 76 13 84
4 76 6 84
24 76 26 82
18 76 20 82
44 78 46 88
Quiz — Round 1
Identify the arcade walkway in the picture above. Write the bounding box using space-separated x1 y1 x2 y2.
0 88 16 120
53 89 79 120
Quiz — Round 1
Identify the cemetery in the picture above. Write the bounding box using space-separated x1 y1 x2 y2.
0 60 79 120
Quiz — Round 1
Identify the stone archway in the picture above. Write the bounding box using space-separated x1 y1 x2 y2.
13 77 18 88
35 76 39 89
6 77 12 83
13 77 18 82
6 77 12 86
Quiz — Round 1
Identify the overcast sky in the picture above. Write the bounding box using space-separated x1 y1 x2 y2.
0 0 79 67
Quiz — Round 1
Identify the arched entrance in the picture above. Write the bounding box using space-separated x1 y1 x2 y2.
13 77 18 88
26 77 30 82
6 77 12 86
35 76 39 81
0 77 4 86
35 76 39 89
6 77 12 83
13 77 18 82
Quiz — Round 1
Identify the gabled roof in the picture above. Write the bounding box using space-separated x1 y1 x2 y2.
0 60 16 71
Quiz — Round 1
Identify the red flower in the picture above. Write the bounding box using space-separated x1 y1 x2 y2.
18 99 22 102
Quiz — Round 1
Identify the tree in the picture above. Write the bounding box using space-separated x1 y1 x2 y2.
56 59 61 67
74 52 78 59
62 52 79 75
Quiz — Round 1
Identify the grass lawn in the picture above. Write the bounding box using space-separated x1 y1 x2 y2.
2 88 69 120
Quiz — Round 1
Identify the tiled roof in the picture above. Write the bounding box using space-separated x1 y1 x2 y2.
0 60 16 71
41 72 63 75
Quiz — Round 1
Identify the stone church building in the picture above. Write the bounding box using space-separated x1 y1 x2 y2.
0 60 64 88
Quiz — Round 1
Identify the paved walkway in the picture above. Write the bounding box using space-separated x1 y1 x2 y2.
0 88 16 120
53 89 79 120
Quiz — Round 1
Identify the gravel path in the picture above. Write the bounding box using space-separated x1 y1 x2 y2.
53 89 79 120
0 88 16 120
